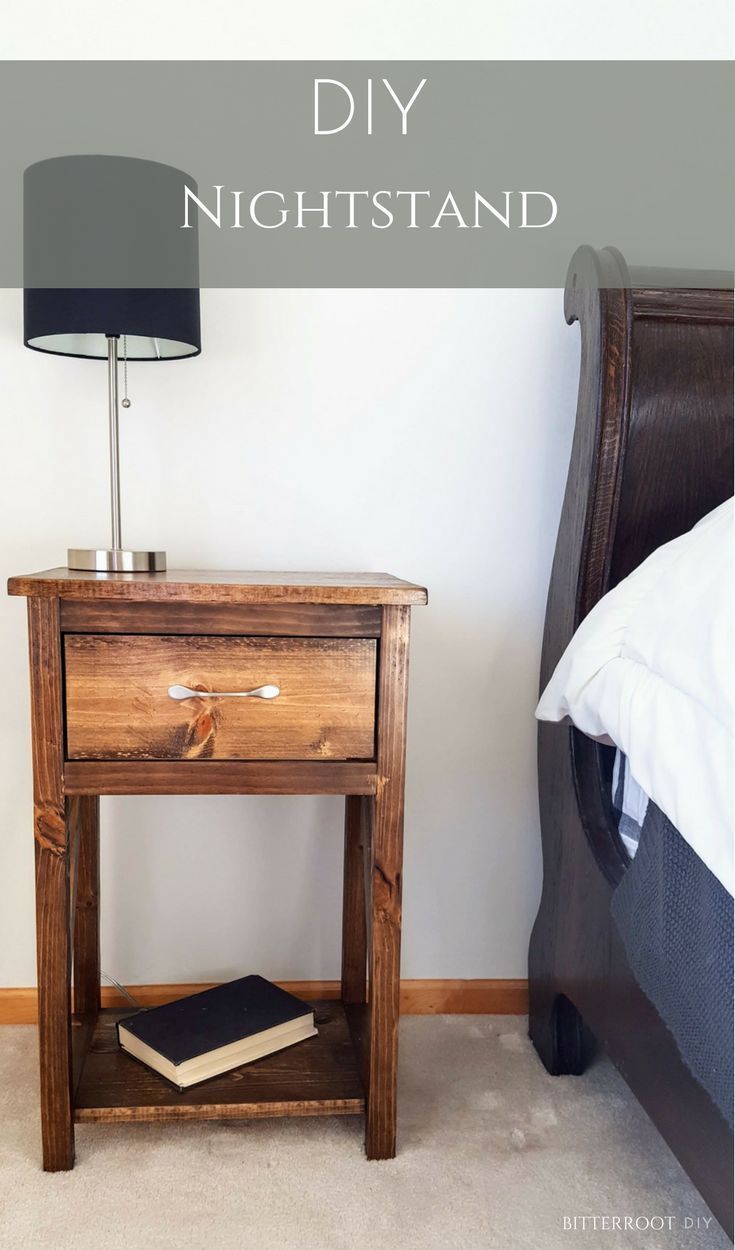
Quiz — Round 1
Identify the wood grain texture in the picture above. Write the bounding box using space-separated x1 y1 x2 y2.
67 797 81 950
402 978 529 1014
28 597 75 1171
74 1003 365 1123
529 246 734 1237
630 284 733 323
99 982 344 1008
59 600 382 637
72 797 100 1017
71 1012 97 1098
65 635 377 762
341 796 370 1005
0 979 529 1024
364 605 410 1159
63 760 377 796
9 569 428 606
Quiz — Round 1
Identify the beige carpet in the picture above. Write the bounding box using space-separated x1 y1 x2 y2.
0 1016 728 1250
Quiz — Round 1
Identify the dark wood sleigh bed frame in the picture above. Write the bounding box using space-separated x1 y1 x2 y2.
529 246 734 1234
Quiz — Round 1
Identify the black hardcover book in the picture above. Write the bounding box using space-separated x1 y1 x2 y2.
117 975 317 1090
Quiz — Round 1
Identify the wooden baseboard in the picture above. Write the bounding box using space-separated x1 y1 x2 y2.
0 979 528 1025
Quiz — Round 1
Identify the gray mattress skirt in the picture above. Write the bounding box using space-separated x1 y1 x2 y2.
611 799 733 1127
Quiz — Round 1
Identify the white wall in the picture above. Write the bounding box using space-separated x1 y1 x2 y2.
2 0 729 988
0 287 579 983
4 0 731 59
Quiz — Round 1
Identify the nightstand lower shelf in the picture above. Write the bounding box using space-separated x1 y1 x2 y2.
73 1002 365 1124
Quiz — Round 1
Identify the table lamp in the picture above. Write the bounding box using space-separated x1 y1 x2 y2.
23 155 201 572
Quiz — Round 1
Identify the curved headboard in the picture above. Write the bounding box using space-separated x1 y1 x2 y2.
540 245 733 882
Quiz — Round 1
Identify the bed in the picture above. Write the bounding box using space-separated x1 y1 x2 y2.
529 245 734 1234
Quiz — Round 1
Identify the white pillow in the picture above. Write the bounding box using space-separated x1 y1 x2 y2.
536 499 733 896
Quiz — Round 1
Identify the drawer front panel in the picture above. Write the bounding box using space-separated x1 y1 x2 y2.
65 635 377 761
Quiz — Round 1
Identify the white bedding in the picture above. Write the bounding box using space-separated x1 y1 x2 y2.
536 499 734 897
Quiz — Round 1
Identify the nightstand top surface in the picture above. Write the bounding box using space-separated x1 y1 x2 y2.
8 568 427 606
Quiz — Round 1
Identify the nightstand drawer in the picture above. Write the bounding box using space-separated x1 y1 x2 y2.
64 635 377 761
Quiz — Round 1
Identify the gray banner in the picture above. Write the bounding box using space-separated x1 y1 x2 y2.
2 61 733 287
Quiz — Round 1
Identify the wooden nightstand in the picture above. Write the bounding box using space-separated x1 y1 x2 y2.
8 569 427 1171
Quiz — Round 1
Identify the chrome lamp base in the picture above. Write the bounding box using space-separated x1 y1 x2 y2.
67 548 167 573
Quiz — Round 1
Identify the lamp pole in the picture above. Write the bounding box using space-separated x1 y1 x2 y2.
67 335 165 573
107 335 122 552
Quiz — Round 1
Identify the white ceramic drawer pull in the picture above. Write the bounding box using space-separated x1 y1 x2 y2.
167 683 280 701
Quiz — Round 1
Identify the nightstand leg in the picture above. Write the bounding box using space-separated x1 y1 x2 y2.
341 796 369 1005
73 797 101 1017
34 814 75 1170
29 598 75 1171
365 606 410 1160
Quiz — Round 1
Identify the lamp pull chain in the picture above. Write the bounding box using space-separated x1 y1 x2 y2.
121 334 131 408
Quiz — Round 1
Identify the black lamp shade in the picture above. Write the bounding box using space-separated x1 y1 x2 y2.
23 156 201 360
24 287 201 360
